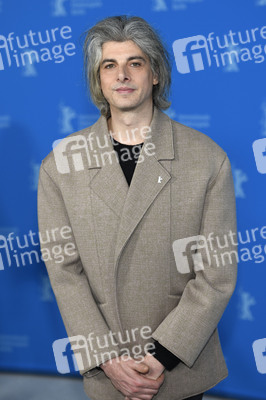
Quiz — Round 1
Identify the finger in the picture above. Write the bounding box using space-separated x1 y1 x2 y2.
135 372 163 388
129 396 154 400
119 372 158 397
121 363 160 394
125 396 153 400
131 361 149 374
127 381 158 396
129 374 160 393
157 372 165 381
125 377 159 397
128 376 161 394
155 372 165 386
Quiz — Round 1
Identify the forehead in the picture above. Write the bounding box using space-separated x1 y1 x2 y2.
101 40 148 60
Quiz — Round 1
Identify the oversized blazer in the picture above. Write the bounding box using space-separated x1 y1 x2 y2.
37 106 238 400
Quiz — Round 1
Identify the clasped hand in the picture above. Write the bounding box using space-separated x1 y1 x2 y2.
100 352 165 400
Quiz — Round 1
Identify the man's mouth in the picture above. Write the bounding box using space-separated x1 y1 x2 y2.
116 87 135 93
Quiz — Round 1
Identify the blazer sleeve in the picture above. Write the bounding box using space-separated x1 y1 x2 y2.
151 154 238 368
37 161 122 377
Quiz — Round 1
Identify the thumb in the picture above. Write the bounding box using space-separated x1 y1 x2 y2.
134 361 149 374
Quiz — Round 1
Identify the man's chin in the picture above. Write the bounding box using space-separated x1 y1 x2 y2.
111 103 142 113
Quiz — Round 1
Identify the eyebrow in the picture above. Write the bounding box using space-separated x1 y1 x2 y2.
101 56 147 66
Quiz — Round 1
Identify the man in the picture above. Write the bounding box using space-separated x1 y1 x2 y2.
37 15 238 400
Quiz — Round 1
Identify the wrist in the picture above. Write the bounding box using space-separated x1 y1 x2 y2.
145 353 164 369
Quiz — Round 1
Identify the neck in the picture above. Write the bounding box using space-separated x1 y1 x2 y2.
107 103 154 145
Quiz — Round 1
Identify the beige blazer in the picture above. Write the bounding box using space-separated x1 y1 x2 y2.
37 106 238 400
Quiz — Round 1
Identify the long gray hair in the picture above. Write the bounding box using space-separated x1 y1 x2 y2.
82 15 172 118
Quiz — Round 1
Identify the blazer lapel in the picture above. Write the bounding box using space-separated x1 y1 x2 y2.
88 116 129 218
88 106 175 274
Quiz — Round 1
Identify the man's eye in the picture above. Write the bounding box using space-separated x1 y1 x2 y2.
105 64 115 69
131 62 141 67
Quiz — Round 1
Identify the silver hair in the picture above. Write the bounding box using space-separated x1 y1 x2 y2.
82 15 172 118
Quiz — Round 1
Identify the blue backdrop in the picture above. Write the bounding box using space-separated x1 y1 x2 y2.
0 0 266 399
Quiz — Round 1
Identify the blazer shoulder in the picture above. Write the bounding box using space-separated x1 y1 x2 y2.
171 118 226 158
169 116 229 166
39 119 99 179
167 115 231 186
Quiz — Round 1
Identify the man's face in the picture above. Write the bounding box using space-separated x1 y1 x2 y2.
99 40 158 114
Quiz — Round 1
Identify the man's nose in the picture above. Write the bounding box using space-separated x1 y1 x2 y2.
117 65 130 82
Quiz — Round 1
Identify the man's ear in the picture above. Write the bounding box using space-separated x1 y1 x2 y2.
153 74 159 85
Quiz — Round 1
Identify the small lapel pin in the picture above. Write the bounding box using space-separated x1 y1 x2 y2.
158 176 163 183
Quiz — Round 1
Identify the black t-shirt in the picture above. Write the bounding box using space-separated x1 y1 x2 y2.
111 137 143 185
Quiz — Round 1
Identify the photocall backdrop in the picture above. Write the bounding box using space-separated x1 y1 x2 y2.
0 0 266 399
